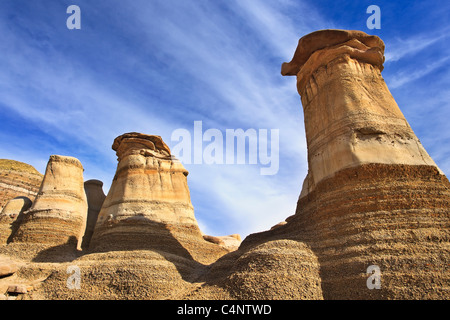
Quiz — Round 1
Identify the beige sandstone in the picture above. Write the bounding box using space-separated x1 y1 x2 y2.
0 30 448 300
0 257 18 277
282 30 442 198
0 159 42 212
44 133 232 300
81 179 106 250
203 234 241 251
88 133 226 262
0 197 32 244
189 29 449 300
9 155 88 258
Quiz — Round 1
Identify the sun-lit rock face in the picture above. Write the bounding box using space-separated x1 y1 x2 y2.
93 133 196 228
10 155 88 251
200 29 449 301
0 30 448 301
282 29 442 198
0 196 32 244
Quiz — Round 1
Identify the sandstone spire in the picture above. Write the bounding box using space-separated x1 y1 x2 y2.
0 159 42 211
274 29 450 299
89 133 218 261
11 155 88 252
282 29 443 198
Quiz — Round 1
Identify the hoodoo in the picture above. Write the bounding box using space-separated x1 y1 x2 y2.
10 155 88 255
281 29 442 197
89 133 228 263
0 159 42 212
81 179 106 250
272 29 449 299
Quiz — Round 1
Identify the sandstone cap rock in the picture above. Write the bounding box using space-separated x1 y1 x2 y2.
11 155 88 252
281 29 385 76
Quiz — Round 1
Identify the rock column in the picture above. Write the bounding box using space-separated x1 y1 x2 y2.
0 196 32 244
89 133 206 256
81 179 106 250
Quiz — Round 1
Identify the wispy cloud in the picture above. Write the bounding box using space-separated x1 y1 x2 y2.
388 56 450 89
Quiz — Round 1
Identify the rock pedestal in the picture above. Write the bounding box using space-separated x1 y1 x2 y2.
0 197 32 244
81 180 106 250
89 133 227 263
11 155 88 252
274 29 450 299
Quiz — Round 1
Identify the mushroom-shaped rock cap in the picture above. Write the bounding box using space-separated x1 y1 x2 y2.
281 29 385 76
84 179 104 187
112 132 171 156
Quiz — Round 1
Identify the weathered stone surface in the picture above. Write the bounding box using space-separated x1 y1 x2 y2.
7 284 28 294
0 197 32 244
10 155 88 254
0 159 42 212
0 29 448 300
223 240 323 299
0 257 18 277
89 133 228 263
282 29 442 198
191 29 449 301
69 133 231 299
90 134 196 248
203 234 241 251
81 179 106 250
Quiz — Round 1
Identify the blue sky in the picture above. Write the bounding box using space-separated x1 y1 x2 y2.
1 1 449 239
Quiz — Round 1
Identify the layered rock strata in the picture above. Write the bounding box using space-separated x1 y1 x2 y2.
0 30 448 300
10 155 88 255
0 159 42 211
81 180 106 249
233 29 450 299
89 133 217 258
0 197 32 244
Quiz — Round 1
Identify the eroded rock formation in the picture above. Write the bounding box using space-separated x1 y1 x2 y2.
281 29 442 198
0 159 42 212
39 133 232 300
89 133 228 263
81 179 106 250
9 155 88 258
0 29 448 300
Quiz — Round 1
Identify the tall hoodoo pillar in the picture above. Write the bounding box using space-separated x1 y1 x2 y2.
11 155 88 251
282 29 442 198
280 29 450 299
89 133 204 254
